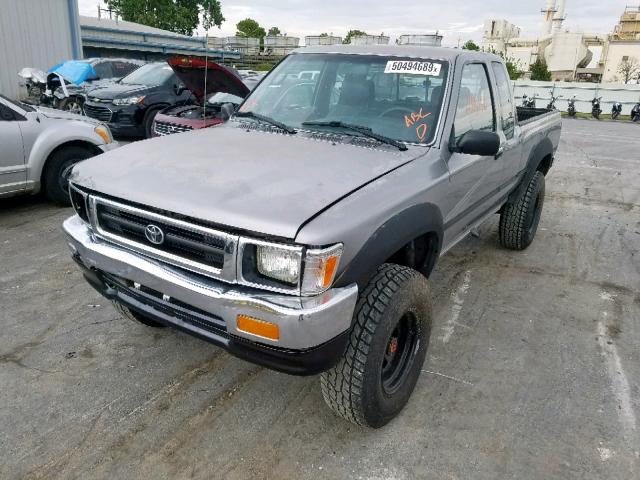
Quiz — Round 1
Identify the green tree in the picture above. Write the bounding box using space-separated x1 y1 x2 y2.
319 32 329 37
236 18 266 38
343 29 367 44
530 58 552 81
267 27 281 36
504 59 523 80
487 47 523 80
462 40 480 51
106 0 224 35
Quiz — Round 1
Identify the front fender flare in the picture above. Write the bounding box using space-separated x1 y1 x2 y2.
335 203 443 288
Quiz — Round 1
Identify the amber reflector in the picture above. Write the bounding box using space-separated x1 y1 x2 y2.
236 315 279 340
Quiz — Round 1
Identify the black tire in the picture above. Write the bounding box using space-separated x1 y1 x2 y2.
112 301 166 328
43 146 94 205
143 107 162 138
499 171 546 250
321 264 432 428
58 97 84 115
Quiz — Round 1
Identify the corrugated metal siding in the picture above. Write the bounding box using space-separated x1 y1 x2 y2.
0 0 81 99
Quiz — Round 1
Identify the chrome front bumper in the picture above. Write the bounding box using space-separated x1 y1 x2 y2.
63 215 358 350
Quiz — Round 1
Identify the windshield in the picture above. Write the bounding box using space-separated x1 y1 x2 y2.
120 63 174 86
238 53 448 144
0 94 35 112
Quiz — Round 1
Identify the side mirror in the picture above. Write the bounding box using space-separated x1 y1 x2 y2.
220 102 236 121
453 130 501 157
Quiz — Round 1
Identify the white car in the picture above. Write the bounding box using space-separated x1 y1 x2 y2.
0 94 118 204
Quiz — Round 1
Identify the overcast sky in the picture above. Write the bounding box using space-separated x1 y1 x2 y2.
77 0 630 45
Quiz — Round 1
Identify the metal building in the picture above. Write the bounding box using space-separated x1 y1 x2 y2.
305 35 343 46
0 0 82 98
397 34 443 47
351 35 390 46
263 35 300 56
81 16 238 61
225 37 261 55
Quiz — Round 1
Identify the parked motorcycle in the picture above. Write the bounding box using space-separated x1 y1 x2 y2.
631 101 640 122
567 95 577 117
522 94 537 108
611 102 622 120
591 97 602 119
547 93 562 110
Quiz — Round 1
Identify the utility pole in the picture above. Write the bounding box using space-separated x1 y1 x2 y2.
98 5 115 20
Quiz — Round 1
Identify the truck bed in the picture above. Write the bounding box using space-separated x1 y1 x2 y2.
516 106 557 125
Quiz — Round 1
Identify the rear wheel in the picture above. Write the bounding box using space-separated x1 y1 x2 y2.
112 301 166 328
43 145 94 204
499 171 545 250
321 264 432 428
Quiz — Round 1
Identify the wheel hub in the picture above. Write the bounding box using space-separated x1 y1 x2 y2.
381 312 418 395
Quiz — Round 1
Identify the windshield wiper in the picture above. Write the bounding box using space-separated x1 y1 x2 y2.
301 120 407 151
235 111 297 134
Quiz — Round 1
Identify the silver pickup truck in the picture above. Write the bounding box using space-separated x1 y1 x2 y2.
63 46 561 428
0 95 117 203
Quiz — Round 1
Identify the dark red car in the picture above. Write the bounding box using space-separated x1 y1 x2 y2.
151 56 257 137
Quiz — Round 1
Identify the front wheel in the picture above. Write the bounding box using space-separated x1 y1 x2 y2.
58 97 84 115
43 146 94 204
143 107 162 138
499 171 545 250
321 264 432 428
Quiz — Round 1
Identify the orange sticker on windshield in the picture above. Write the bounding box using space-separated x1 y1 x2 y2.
404 107 431 142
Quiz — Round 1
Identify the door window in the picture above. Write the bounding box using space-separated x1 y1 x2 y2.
452 63 495 143
491 62 515 140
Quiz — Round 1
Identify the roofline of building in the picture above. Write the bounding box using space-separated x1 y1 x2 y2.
80 24 206 45
81 35 241 57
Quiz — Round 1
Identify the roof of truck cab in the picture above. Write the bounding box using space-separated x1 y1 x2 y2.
292 44 501 62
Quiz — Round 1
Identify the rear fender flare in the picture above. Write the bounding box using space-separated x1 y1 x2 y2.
508 136 554 204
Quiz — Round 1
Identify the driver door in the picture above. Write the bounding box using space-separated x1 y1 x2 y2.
0 102 26 196
443 62 501 246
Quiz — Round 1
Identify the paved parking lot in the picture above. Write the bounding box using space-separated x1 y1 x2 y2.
1 119 639 479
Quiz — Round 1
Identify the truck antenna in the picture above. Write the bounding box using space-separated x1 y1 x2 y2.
203 31 208 121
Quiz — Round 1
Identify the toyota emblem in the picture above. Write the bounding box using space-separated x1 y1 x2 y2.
144 224 165 245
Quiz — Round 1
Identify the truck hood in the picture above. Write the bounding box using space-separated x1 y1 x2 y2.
168 56 249 102
88 83 153 100
70 124 421 239
36 105 99 124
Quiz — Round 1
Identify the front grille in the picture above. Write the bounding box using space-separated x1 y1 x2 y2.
84 104 112 122
154 121 193 136
90 196 238 282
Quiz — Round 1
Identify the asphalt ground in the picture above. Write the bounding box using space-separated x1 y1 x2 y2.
1 119 639 479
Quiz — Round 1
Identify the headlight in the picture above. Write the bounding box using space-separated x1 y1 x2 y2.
238 239 343 296
94 124 113 144
113 95 145 105
69 183 90 223
257 244 301 285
